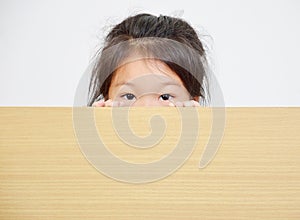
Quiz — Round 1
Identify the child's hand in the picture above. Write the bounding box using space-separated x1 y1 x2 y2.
92 99 125 107
168 100 200 107
92 99 200 107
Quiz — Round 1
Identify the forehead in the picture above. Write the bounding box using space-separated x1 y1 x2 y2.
111 59 184 86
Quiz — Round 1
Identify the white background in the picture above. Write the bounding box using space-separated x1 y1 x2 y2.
1 0 299 106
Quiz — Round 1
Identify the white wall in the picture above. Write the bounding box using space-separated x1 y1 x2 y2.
1 0 299 106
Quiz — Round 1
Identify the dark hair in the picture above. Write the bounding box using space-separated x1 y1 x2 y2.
88 13 210 106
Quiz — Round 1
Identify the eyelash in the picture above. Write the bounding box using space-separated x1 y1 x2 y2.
159 94 174 101
121 93 136 101
120 93 174 101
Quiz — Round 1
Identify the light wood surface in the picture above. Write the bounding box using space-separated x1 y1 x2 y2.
0 107 299 219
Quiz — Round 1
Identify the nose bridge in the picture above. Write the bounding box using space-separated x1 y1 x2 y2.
133 94 157 106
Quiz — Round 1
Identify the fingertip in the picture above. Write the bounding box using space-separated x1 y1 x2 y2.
192 100 200 107
104 99 112 107
92 99 105 107
175 102 184 107
168 102 175 107
112 101 119 107
183 101 193 107
119 101 125 107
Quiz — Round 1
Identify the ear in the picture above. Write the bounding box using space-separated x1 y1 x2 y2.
193 96 200 102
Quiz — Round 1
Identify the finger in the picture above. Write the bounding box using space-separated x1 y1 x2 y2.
168 101 175 107
183 101 194 107
175 101 184 107
104 99 113 107
92 100 105 107
191 100 200 107
111 101 121 107
105 100 123 107
118 101 125 107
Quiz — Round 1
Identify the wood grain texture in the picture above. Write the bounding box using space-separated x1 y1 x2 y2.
0 107 299 219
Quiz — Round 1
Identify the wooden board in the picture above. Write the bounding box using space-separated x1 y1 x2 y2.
0 107 299 219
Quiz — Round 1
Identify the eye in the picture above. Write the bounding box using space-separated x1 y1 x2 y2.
159 94 173 101
121 93 136 101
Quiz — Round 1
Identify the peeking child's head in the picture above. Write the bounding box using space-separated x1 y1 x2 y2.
89 13 209 107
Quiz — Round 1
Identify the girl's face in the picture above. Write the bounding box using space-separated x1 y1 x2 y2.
108 59 196 106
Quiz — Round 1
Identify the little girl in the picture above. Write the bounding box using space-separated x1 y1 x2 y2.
89 13 209 107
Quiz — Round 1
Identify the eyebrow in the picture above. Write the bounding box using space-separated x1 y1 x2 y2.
115 82 135 87
114 80 182 88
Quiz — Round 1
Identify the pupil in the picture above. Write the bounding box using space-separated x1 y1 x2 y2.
161 94 170 100
126 94 135 100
